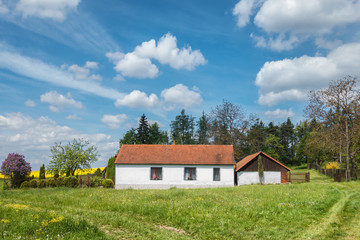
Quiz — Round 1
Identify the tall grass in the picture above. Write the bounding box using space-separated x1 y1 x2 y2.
0 177 342 239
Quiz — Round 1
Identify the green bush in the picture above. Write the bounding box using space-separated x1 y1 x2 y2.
29 179 38 188
102 179 114 188
94 168 102 177
56 177 65 187
38 179 47 188
90 177 103 187
64 176 79 188
48 179 56 187
20 181 30 189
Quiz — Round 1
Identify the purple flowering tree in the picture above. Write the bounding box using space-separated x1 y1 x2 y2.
1 153 31 188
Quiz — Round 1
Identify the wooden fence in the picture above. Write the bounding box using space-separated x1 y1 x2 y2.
288 172 310 183
310 163 360 181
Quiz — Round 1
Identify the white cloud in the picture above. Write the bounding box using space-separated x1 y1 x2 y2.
0 0 9 14
0 112 118 169
15 0 80 22
101 114 128 129
62 61 102 81
107 33 206 79
40 91 83 112
0 44 124 100
234 0 360 50
25 99 36 107
161 84 202 108
135 33 207 70
233 0 258 27
113 52 159 79
264 108 295 119
256 42 360 106
66 114 81 120
115 90 159 108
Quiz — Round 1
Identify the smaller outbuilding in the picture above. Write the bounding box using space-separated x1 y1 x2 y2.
235 151 291 185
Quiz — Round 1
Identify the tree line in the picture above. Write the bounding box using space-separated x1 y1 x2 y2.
120 76 360 180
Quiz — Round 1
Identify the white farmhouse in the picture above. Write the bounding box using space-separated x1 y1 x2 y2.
115 144 235 189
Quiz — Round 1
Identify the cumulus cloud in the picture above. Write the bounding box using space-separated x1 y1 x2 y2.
40 91 83 112
101 114 128 129
106 33 206 79
15 0 80 22
264 108 295 119
62 61 102 81
25 100 36 107
115 90 159 108
233 0 258 27
161 84 202 109
0 112 118 169
256 42 360 106
233 0 360 50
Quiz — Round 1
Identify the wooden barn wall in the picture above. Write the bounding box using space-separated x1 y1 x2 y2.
241 155 288 172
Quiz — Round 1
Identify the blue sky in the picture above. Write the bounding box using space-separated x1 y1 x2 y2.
1 0 360 169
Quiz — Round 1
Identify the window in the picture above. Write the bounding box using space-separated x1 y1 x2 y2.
150 167 162 180
184 167 196 180
213 168 220 181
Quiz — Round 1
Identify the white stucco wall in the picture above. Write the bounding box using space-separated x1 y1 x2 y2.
115 165 234 189
237 171 281 185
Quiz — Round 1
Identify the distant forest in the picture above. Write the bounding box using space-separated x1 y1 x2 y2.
119 76 360 179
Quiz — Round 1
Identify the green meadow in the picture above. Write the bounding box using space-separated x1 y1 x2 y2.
1 171 360 240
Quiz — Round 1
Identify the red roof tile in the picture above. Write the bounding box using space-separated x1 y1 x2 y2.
115 144 235 165
235 151 291 172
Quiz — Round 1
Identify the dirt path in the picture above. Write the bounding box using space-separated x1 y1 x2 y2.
299 188 353 240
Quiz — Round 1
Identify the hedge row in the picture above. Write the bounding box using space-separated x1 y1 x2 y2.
19 176 114 189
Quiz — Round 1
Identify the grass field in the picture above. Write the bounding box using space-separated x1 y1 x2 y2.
1 170 360 239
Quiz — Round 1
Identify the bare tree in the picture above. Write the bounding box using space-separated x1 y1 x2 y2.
209 100 251 161
305 76 360 180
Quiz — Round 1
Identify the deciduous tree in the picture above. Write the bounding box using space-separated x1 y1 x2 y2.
49 138 99 176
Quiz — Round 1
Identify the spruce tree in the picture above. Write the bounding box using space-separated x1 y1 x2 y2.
136 114 150 144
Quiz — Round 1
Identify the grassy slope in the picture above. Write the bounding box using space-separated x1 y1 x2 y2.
0 171 359 240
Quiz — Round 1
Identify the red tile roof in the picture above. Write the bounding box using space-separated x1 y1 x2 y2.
235 151 291 172
115 144 234 165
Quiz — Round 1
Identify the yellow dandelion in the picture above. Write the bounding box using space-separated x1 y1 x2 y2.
1 219 10 223
4 203 29 210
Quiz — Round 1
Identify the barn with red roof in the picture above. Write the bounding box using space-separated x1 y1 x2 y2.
115 144 235 189
235 151 291 185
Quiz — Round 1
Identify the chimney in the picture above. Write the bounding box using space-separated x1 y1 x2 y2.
173 140 175 145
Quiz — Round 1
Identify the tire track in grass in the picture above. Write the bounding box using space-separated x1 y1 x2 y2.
300 189 352 240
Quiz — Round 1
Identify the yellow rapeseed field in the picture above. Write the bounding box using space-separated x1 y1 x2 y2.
0 167 105 179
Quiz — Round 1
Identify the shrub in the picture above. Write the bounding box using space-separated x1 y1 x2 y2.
94 168 102 177
20 181 30 189
56 177 65 187
64 176 79 188
90 176 103 187
1 153 31 188
48 179 56 187
102 179 114 188
29 179 38 188
38 179 47 188
325 162 340 169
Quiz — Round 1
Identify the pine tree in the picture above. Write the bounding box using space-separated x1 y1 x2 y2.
171 109 195 144
136 114 150 144
196 112 210 144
